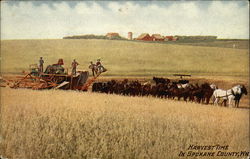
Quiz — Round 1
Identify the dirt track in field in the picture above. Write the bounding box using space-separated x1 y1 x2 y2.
1 74 249 108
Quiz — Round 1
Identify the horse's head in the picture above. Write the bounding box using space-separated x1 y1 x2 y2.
122 79 128 84
210 84 218 90
241 85 248 95
201 82 210 89
233 85 248 96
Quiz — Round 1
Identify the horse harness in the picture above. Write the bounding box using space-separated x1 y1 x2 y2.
216 89 235 99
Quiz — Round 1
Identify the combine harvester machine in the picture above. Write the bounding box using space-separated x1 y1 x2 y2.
6 63 105 91
8 71 90 90
79 71 102 91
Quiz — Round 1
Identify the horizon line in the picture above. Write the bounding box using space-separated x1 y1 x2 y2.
1 38 249 41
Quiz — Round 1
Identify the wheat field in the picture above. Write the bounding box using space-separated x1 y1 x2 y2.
1 39 249 159
0 88 249 159
1 39 249 76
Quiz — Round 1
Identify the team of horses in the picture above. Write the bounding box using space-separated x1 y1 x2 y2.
92 77 247 108
213 85 248 107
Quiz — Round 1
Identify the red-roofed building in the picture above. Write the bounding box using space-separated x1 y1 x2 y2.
165 36 178 41
136 33 153 41
165 36 174 41
151 34 165 41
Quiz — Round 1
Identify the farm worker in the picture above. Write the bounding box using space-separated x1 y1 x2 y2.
89 61 96 77
96 59 106 73
39 57 44 73
71 59 79 76
96 59 101 67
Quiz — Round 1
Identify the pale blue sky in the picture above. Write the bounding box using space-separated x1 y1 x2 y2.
1 1 249 39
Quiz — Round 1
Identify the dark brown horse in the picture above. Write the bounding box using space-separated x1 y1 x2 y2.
153 77 170 85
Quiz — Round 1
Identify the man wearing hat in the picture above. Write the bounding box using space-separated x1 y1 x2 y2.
96 59 101 67
39 57 44 73
71 59 79 76
96 59 102 73
89 61 96 77
96 59 107 74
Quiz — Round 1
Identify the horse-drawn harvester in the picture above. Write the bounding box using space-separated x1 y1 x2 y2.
3 60 106 91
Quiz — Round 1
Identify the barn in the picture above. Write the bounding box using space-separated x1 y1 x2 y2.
151 34 165 41
136 33 153 41
165 36 174 41
106 33 120 39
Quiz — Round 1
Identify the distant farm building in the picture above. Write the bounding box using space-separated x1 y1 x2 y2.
128 32 133 40
137 33 175 42
165 36 178 41
106 33 120 39
152 34 165 41
172 37 178 41
165 36 173 41
136 33 153 41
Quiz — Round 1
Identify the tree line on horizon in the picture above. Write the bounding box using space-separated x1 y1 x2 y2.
63 34 127 40
62 33 248 42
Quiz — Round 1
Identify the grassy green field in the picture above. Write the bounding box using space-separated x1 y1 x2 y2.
1 39 249 76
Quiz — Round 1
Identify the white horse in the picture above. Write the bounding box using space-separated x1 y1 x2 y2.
213 85 246 107
210 83 218 90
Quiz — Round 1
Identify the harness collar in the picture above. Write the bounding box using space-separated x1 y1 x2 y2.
231 89 236 96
